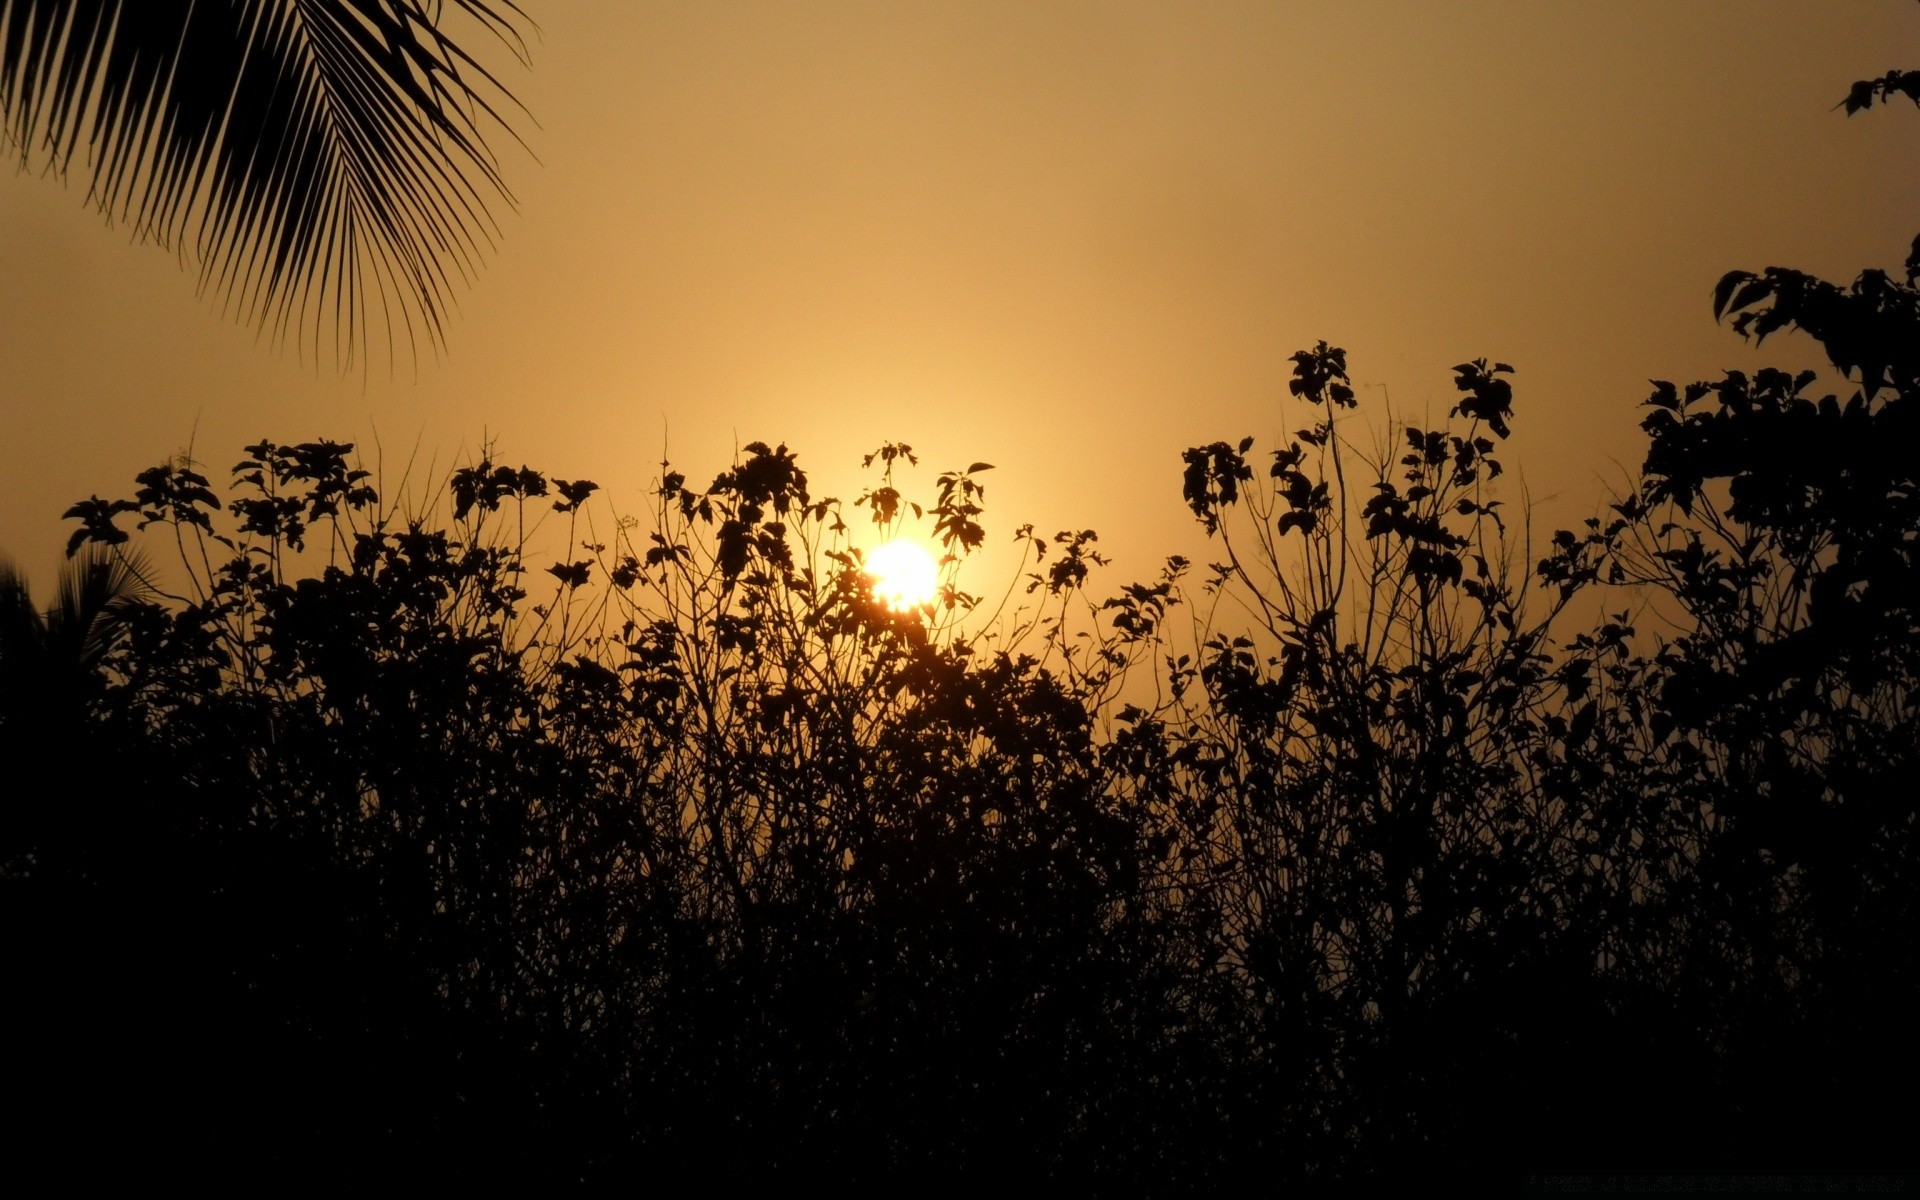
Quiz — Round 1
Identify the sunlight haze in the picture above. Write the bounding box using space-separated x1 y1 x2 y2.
867 538 942 612
2 1 1914 596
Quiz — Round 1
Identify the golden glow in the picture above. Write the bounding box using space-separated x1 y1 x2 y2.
866 539 939 612
0 6 1908 586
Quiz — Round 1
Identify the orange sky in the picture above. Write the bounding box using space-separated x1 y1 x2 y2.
1 1 1914 600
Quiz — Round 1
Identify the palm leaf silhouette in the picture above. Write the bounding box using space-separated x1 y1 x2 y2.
0 0 531 372
1 544 151 700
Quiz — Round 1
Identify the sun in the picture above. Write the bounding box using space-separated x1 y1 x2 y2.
865 539 940 612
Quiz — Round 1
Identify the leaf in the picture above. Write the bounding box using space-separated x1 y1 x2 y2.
0 0 533 373
1727 277 1774 317
1568 702 1597 745
547 560 591 589
1713 270 1756 320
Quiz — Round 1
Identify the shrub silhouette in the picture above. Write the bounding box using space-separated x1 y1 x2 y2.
5 37 1918 1190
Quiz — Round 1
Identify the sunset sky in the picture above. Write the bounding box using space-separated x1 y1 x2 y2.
2 0 1914 597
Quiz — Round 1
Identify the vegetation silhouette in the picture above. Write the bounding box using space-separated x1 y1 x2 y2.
3 25 1917 1191
0 1 531 371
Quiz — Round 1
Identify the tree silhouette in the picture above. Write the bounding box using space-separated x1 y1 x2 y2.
0 545 149 873
4 13 1916 1189
13 308 1918 1180
0 1 531 370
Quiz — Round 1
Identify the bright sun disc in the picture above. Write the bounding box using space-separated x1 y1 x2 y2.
866 539 939 612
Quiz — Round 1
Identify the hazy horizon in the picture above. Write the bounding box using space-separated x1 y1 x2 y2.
3 1 1914 595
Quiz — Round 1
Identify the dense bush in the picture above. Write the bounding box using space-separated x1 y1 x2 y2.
5 55 1917 1190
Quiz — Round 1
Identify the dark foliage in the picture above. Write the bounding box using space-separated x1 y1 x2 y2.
4 38 1917 1192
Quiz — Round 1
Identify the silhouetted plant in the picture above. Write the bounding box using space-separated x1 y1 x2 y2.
0 1 532 369
6 24 1918 1189
12 313 1917 1181
1549 195 1920 1166
0 545 150 876
1162 343 1687 1175
31 432 1215 1180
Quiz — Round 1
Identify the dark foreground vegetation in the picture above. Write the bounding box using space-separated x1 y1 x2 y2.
6 63 1918 1192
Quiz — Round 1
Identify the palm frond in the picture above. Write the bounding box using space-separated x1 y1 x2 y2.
0 557 46 671
0 0 532 372
53 544 153 672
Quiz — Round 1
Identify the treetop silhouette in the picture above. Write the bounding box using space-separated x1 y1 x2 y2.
2 11 1917 1187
